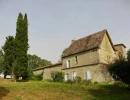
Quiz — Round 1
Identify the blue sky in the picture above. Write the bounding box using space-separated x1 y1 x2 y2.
0 0 130 63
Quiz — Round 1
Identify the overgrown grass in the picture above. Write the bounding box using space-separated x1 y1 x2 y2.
0 78 130 100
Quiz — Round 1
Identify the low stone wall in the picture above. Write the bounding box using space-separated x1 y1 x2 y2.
43 64 62 80
33 69 44 75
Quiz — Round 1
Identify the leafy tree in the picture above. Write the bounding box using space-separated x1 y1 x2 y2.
0 49 4 73
60 48 67 60
108 52 130 89
2 36 15 79
28 54 51 69
15 13 29 80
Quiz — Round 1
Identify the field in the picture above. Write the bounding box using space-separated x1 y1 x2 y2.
0 78 130 100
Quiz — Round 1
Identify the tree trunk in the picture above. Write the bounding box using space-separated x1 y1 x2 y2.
4 74 6 79
11 62 16 82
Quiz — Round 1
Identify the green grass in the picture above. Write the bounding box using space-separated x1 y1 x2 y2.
0 78 130 100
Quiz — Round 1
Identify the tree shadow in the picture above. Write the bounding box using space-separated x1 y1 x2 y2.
0 86 10 99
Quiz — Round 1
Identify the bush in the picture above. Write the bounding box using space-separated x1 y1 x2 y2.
94 81 98 84
82 80 92 85
108 57 130 88
29 72 43 81
66 79 73 85
35 72 43 80
51 71 64 82
74 76 82 84
114 81 127 87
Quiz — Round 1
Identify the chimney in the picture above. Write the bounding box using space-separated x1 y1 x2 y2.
71 39 75 44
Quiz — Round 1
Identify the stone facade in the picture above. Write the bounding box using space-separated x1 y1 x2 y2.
33 29 126 82
62 64 112 82
33 69 44 75
43 63 62 79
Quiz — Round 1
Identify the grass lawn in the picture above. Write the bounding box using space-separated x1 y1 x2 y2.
0 78 130 100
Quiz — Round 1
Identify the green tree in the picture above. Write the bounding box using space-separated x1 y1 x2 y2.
108 51 130 89
15 13 29 80
2 36 15 79
60 48 67 60
28 54 51 69
0 49 4 73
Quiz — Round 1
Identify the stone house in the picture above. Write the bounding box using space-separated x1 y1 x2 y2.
33 29 126 82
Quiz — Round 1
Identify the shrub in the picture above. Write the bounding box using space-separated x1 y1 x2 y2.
29 72 43 81
114 81 127 87
82 80 92 85
66 79 73 85
74 76 82 84
108 57 130 89
51 71 64 82
35 72 43 80
94 81 98 84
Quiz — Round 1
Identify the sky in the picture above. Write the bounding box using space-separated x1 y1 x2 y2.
0 0 130 63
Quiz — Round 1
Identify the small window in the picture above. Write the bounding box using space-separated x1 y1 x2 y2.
85 71 90 80
75 56 78 64
66 60 70 68
73 71 76 80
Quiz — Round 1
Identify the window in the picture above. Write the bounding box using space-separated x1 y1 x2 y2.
66 60 70 68
73 71 76 80
85 71 90 80
64 73 69 81
75 56 78 64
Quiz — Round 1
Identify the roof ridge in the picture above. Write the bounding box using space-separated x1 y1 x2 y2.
74 29 107 42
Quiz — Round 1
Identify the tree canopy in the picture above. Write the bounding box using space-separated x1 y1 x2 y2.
28 54 52 69
108 50 130 88
0 49 4 73
2 36 15 78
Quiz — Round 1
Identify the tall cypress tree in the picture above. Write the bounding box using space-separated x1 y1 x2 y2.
22 13 29 80
15 13 29 80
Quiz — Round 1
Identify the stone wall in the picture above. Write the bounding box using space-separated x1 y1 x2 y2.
33 69 44 75
62 64 113 82
114 45 127 59
43 64 62 80
99 34 116 64
62 49 100 69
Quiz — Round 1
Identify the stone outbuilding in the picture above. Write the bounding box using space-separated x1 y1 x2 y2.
33 29 126 82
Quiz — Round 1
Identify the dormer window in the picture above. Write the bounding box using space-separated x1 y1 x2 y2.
66 60 70 68
75 56 78 64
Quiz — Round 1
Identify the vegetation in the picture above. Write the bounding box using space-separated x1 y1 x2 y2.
28 54 52 69
108 51 130 89
51 71 64 82
15 13 29 80
60 48 67 60
2 36 15 79
0 78 130 100
0 49 4 73
1 13 29 81
29 72 43 81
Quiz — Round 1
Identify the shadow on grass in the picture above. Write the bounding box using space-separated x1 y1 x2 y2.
0 86 10 99
86 85 130 100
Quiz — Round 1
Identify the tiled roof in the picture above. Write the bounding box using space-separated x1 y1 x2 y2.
62 29 111 57
32 62 62 71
